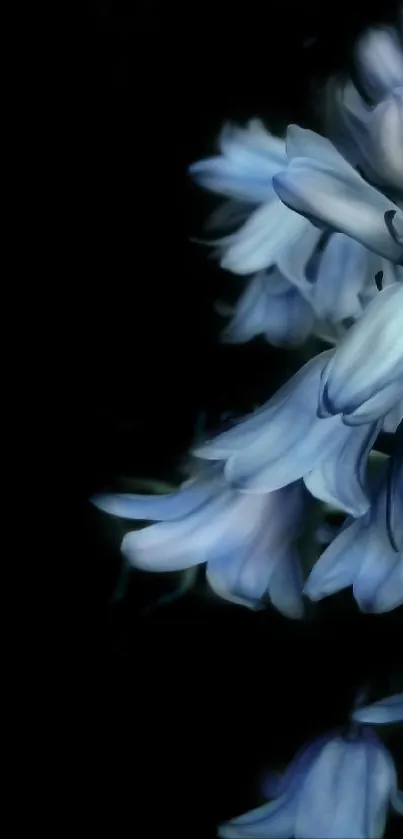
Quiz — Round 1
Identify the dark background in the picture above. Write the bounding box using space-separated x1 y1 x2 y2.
81 3 402 836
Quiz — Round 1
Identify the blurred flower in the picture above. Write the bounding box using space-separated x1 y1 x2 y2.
218 727 401 838
221 269 315 347
273 125 403 263
304 459 403 613
318 284 403 425
327 23 403 194
91 465 307 618
352 693 403 725
195 351 381 517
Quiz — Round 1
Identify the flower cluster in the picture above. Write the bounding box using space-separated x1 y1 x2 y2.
92 17 403 839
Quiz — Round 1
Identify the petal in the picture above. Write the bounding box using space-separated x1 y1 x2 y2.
369 553 403 612
266 548 305 619
352 693 403 724
120 486 248 571
218 794 297 838
195 352 375 496
391 789 403 815
90 472 222 521
304 420 379 516
318 285 403 423
369 94 403 191
220 199 308 275
206 484 306 613
303 518 366 601
261 735 333 800
357 26 403 98
285 125 354 171
295 736 393 839
222 270 314 347
189 120 286 203
273 159 403 263
195 352 334 460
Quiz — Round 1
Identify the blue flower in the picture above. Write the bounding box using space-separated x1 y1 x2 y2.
352 693 403 725
218 728 401 838
189 120 394 335
195 352 381 517
318 284 403 425
304 459 403 613
91 465 307 617
273 125 403 263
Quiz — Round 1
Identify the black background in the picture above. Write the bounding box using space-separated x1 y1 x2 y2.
81 3 402 836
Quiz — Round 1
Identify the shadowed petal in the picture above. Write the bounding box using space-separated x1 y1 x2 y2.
304 518 365 601
304 420 380 516
222 271 315 347
391 789 403 815
318 285 403 424
352 693 403 724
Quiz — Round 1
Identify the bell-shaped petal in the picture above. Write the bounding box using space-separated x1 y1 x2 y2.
195 351 378 516
318 284 403 425
304 461 403 613
352 693 403 725
222 270 315 347
93 466 307 615
273 126 403 263
205 481 307 617
219 729 399 839
295 733 397 838
189 119 286 203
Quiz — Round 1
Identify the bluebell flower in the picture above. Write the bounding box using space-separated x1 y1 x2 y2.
352 693 403 725
189 120 395 342
304 459 403 613
326 25 403 195
194 351 381 517
273 125 403 263
218 727 401 838
318 284 403 425
91 465 307 617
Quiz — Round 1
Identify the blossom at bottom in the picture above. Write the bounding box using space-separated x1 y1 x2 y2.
91 465 307 617
352 693 403 725
218 728 401 838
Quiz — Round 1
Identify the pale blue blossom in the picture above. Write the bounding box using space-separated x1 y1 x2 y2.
91 465 307 618
195 351 381 517
218 727 401 838
273 125 403 263
318 284 403 425
352 693 403 725
304 459 403 613
189 120 395 346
